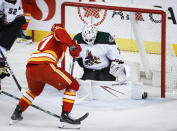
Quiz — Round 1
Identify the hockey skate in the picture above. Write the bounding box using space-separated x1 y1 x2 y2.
9 105 23 125
16 30 32 44
59 111 89 129
18 29 32 40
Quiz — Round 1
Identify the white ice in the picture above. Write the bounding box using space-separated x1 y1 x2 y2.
0 42 177 131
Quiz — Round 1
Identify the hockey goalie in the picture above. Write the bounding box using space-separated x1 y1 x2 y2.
72 24 147 100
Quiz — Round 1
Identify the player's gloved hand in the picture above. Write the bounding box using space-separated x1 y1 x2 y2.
14 15 26 25
109 60 125 78
0 67 10 79
53 24 73 45
69 40 82 58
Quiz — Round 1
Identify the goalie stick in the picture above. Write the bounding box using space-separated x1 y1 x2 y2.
112 82 128 86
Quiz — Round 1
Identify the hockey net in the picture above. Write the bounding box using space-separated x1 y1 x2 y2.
61 2 177 98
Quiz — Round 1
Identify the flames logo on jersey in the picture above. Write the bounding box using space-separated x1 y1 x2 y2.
78 0 107 26
85 50 101 66
29 0 56 21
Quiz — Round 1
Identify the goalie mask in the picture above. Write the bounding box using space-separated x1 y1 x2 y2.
82 24 98 46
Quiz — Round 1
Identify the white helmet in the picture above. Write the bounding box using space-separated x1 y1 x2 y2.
82 24 98 46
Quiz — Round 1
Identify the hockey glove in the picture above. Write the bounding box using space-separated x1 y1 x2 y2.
53 25 73 45
0 58 10 79
69 40 82 58
14 15 26 26
109 61 126 78
0 66 10 79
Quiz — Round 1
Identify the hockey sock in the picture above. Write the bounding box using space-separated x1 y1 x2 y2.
62 89 76 112
18 90 36 112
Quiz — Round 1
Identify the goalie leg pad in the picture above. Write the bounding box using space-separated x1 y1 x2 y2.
131 82 146 100
77 79 92 100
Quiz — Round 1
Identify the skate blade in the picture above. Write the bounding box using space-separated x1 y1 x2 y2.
9 119 22 126
9 119 18 125
59 122 80 129
16 38 32 44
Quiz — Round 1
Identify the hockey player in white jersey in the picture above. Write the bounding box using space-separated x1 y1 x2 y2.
0 0 26 79
73 24 126 82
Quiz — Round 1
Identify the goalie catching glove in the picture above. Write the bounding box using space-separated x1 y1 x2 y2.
69 40 82 58
109 60 126 78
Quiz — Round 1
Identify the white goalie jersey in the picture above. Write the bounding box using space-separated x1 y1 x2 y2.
74 31 123 70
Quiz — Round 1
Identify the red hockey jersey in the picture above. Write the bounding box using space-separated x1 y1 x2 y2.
27 27 72 66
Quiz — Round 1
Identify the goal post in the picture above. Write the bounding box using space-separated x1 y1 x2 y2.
61 2 170 98
130 12 152 80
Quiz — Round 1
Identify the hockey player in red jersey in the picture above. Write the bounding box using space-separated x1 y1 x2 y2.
17 0 34 40
10 24 88 129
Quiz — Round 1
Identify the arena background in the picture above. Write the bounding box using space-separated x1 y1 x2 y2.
24 0 177 56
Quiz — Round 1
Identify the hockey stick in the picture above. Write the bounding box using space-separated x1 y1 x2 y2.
70 58 76 76
101 86 127 96
0 49 61 118
0 80 1 94
112 82 128 86
1 90 60 118
0 49 22 91
100 85 127 97
2 91 90 122
100 86 118 97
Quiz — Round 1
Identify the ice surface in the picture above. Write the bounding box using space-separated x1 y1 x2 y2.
0 42 177 131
